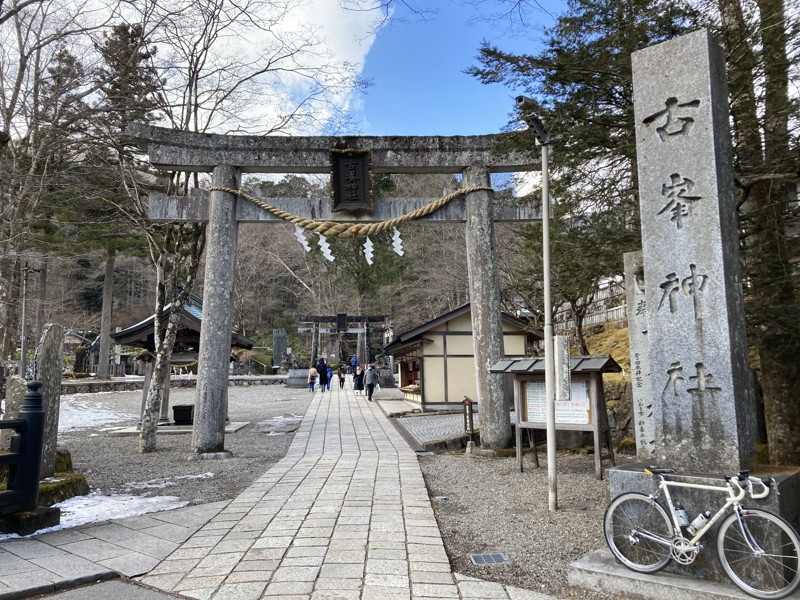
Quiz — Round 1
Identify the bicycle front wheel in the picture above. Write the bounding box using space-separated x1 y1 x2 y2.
604 492 673 573
718 508 800 599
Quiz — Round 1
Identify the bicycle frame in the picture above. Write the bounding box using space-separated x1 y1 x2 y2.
648 473 771 546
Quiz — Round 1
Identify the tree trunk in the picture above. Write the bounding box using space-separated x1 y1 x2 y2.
754 0 798 464
96 248 116 379
139 312 179 453
0 256 21 363
760 339 800 464
33 256 47 346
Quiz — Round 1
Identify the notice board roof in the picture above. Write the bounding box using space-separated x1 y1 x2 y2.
490 355 621 374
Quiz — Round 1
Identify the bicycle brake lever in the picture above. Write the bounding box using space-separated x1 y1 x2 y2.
766 477 780 496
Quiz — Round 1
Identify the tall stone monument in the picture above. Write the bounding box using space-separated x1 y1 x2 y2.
632 29 754 472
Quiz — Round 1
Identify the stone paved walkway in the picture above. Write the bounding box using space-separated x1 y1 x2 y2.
0 383 553 600
137 383 548 599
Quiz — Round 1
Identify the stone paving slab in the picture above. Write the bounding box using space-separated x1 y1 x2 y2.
109 422 250 436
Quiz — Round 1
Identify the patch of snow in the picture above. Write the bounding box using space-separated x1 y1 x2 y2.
124 479 177 491
58 394 139 431
0 492 189 540
175 472 214 481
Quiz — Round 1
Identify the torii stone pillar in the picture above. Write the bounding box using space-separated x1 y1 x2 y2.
464 166 511 448
192 165 240 454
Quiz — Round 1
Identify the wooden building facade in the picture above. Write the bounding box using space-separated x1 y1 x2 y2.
383 304 537 410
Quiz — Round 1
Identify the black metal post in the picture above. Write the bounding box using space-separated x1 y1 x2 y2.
10 381 45 512
1 381 46 515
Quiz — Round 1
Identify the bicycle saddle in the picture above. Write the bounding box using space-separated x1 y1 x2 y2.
643 466 675 475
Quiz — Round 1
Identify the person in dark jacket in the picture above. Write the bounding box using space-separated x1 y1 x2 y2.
337 365 346 389
316 359 329 392
353 365 365 396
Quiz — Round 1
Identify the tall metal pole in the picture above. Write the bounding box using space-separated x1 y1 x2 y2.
541 141 558 512
516 96 557 511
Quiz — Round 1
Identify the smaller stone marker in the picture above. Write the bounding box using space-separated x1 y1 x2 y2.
624 251 655 458
554 335 571 403
272 328 287 373
34 323 64 478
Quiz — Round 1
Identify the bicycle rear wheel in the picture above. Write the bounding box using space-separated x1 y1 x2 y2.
604 492 673 573
718 508 800 599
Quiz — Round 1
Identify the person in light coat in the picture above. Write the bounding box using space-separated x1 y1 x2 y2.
307 366 318 392
364 363 379 402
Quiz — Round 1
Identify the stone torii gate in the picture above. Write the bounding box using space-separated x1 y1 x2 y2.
129 124 540 455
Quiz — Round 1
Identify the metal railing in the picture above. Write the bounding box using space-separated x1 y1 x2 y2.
0 381 46 517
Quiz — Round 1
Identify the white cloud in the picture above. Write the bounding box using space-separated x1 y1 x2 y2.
295 0 381 68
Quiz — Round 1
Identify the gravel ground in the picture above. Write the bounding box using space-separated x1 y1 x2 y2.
58 384 312 504
418 450 633 599
58 386 626 598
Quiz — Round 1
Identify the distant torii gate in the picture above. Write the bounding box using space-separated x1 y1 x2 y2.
129 124 540 454
299 315 386 366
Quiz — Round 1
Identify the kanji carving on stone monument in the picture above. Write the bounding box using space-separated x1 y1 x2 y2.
633 352 646 389
688 362 722 397
662 361 685 396
658 264 708 315
642 97 701 141
658 173 702 228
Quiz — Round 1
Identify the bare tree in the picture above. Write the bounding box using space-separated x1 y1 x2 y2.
95 0 366 452
0 0 116 364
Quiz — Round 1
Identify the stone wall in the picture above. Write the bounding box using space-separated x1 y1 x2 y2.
61 375 287 395
604 380 636 453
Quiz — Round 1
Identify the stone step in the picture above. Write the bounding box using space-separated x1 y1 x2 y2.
569 548 800 600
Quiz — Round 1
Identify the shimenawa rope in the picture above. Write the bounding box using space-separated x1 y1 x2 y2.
208 185 494 238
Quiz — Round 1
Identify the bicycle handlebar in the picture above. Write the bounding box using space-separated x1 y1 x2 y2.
731 475 776 500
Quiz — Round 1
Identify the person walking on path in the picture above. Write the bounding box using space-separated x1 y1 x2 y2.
326 365 333 391
364 363 379 402
353 365 365 396
316 359 329 392
337 365 346 389
349 354 358 375
307 366 318 392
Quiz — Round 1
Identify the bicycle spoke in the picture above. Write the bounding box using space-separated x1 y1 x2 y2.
605 493 672 574
718 509 800 599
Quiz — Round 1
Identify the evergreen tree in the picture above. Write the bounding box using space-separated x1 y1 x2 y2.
471 0 800 462
77 23 163 378
468 0 702 350
712 0 800 464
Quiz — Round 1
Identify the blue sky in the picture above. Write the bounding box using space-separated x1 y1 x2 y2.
354 0 566 136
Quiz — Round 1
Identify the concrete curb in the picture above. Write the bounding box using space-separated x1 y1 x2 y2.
568 549 776 599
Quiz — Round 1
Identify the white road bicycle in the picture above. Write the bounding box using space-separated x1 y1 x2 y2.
604 467 800 599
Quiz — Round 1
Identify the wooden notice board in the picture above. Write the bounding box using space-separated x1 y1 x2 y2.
514 373 614 479
521 379 593 428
